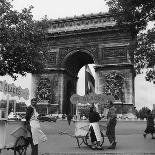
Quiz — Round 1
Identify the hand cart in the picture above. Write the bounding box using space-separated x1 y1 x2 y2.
0 119 30 155
74 119 106 148
61 93 115 148
0 80 30 154
59 119 106 148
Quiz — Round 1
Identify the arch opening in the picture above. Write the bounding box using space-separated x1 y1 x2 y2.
62 51 95 114
63 51 94 77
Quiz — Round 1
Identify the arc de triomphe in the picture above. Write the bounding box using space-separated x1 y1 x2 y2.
31 13 135 114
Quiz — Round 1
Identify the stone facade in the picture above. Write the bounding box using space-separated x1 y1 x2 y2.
31 13 135 114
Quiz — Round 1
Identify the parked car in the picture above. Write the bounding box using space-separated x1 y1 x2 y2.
38 114 57 122
117 114 123 119
8 112 22 121
37 113 46 119
122 113 137 119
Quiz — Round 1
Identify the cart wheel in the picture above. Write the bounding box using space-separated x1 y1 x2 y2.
84 131 104 147
14 136 28 155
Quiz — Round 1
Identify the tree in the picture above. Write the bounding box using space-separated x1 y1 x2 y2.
106 0 155 38
138 107 150 120
135 27 155 80
0 0 50 79
106 0 155 82
134 107 140 119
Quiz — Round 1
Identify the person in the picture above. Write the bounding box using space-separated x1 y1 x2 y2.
67 113 72 125
106 102 117 149
143 109 155 139
25 98 47 155
88 105 102 150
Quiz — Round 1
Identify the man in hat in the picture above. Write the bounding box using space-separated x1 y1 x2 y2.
106 102 117 149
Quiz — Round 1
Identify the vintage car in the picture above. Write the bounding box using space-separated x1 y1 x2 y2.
38 114 57 122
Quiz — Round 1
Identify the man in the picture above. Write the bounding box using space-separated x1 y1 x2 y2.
25 98 46 155
106 102 117 149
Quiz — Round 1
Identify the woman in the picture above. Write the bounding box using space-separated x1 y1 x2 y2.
143 109 155 139
25 98 47 155
88 105 102 150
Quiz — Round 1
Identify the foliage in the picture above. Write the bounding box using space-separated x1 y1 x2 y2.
134 107 140 118
134 27 155 80
0 0 51 79
106 0 155 38
138 107 150 119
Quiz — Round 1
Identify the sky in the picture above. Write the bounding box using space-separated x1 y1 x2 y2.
12 0 109 20
1 0 155 110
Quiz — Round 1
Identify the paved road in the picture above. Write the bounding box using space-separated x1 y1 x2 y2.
1 120 155 155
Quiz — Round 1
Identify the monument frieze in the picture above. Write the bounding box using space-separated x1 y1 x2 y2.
103 47 127 59
44 49 59 67
48 13 116 34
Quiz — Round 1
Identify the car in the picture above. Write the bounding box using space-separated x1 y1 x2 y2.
117 114 123 119
37 113 46 119
122 113 137 120
8 112 22 121
38 114 57 122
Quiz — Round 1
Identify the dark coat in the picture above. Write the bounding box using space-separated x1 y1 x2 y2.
145 113 155 134
25 105 34 122
88 111 101 123
106 115 117 135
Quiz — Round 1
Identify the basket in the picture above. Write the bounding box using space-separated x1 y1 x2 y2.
10 126 27 138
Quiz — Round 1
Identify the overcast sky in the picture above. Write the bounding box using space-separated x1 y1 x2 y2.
12 0 109 20
1 0 155 110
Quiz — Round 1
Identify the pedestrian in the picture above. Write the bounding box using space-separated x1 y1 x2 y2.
25 98 47 155
67 113 72 125
143 109 155 139
106 102 117 149
88 105 102 150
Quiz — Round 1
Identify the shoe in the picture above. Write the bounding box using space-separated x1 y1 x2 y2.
152 137 155 139
108 142 116 149
96 146 103 150
91 145 96 150
143 133 146 138
107 145 114 149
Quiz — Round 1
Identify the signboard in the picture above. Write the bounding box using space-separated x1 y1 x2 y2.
0 80 29 100
70 93 115 105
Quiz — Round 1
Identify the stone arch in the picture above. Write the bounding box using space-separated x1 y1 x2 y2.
61 48 96 76
31 13 136 114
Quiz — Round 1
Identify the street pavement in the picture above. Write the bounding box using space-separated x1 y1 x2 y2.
39 133 155 155
1 120 155 155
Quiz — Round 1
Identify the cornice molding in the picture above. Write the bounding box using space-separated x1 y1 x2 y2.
48 13 116 35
